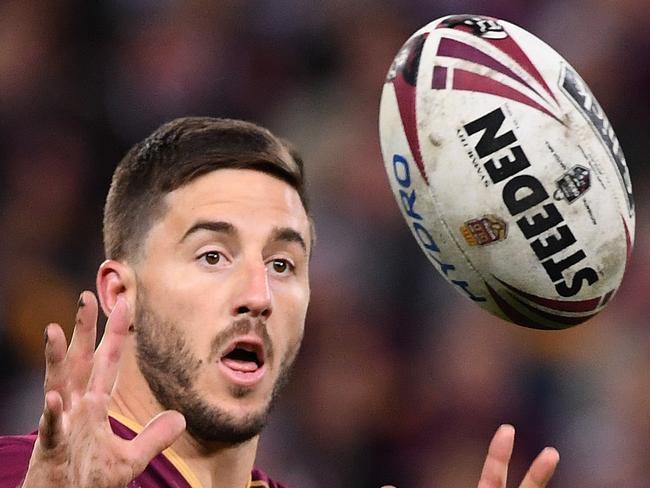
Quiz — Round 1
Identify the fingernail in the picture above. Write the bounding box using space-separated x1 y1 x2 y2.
78 292 85 308
543 447 560 459
44 326 49 345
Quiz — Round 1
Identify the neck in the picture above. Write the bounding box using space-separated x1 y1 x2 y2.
111 344 259 488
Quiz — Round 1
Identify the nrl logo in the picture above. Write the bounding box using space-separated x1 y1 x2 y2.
554 165 591 203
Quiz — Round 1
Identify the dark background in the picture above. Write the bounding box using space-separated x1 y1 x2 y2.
0 1 648 486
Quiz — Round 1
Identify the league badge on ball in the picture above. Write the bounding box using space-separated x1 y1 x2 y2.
379 14 635 329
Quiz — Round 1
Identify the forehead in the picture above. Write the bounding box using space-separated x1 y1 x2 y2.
154 168 310 244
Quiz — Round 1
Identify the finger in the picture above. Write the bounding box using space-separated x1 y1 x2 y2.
87 296 130 395
37 390 65 452
43 324 70 409
66 291 99 393
519 447 560 488
478 424 515 488
129 411 186 473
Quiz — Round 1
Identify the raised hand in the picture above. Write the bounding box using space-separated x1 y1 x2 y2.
380 424 559 488
477 424 559 488
21 292 186 488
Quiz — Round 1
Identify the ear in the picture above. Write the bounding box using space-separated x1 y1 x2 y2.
96 259 136 319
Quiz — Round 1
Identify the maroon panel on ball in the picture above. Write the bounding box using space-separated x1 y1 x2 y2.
392 33 430 185
452 68 560 121
495 277 601 313
437 37 539 98
485 281 554 329
484 34 559 105
513 296 596 327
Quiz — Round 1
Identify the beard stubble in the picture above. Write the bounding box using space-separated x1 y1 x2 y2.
133 290 302 445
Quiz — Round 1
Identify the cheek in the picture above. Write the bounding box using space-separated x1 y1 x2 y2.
272 286 309 346
141 286 223 359
142 260 227 313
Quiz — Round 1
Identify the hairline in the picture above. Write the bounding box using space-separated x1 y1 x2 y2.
121 166 314 265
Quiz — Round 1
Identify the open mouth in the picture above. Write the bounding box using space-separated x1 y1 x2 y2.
221 340 265 373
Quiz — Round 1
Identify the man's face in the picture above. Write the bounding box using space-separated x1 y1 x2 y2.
132 168 311 445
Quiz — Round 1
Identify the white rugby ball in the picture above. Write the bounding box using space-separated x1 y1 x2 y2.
379 14 635 329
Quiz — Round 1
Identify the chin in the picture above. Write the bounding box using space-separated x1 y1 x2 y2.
220 388 274 418
183 397 271 446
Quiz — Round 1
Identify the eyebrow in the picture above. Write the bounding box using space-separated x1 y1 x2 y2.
180 221 236 243
271 226 307 254
179 220 307 254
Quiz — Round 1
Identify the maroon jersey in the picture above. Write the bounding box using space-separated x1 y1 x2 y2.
0 412 288 488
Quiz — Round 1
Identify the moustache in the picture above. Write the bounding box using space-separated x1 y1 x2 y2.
209 317 274 363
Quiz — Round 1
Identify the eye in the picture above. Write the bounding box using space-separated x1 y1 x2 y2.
200 251 222 266
269 258 294 275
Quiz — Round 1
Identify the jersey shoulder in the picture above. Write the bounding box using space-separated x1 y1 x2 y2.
0 428 292 488
0 433 37 486
251 468 292 488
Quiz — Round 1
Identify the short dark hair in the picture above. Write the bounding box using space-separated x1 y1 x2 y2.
103 116 309 261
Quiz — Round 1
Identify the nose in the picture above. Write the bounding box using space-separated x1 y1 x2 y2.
232 260 272 318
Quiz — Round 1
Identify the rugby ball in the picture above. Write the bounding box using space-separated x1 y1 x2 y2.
379 15 635 329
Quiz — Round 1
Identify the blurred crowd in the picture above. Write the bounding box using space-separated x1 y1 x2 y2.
0 0 648 486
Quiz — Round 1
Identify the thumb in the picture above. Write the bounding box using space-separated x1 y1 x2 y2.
130 410 186 470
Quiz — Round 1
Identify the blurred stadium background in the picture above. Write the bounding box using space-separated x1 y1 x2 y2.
0 0 648 486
